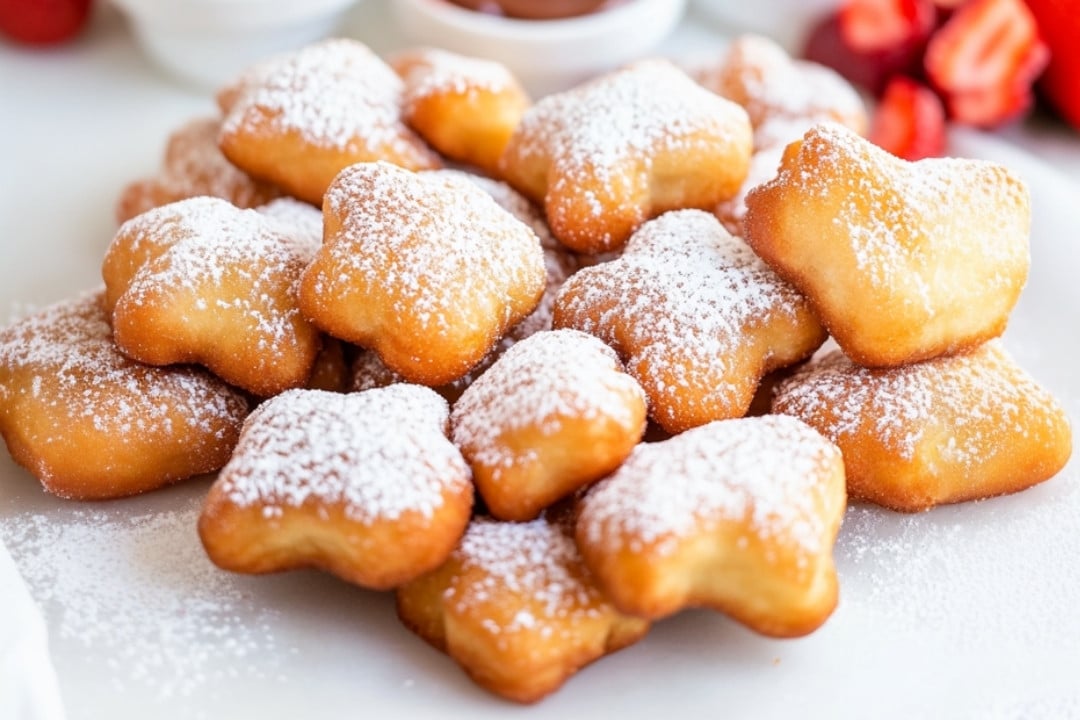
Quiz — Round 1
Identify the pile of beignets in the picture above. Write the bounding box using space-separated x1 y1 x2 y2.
0 35 1072 704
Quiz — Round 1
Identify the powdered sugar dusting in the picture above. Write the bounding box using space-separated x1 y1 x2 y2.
554 209 813 424
447 516 608 640
514 59 748 234
218 386 471 523
578 415 842 557
0 497 282 699
114 196 316 351
451 329 645 480
221 38 429 159
397 48 520 111
772 341 1064 464
256 197 323 252
0 292 248 453
317 162 544 338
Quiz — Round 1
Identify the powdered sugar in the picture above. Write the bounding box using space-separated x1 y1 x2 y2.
221 38 426 160
397 48 521 110
316 162 544 339
451 329 645 479
0 495 281 700
772 341 1064 464
578 414 843 557
218 385 471 523
0 292 248 459
554 209 816 427
446 517 607 639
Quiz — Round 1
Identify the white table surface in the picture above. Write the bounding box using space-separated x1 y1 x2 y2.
2 2 1079 719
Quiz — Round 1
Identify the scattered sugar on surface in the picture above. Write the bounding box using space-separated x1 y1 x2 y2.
447 517 606 646
452 329 645 479
555 209 812 421
0 292 248 448
222 38 429 162
318 162 544 338
0 496 281 699
773 341 1064 464
578 415 841 556
220 386 470 523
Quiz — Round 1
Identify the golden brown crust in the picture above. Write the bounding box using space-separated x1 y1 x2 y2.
772 342 1073 512
396 514 650 703
0 292 249 500
218 39 440 206
499 59 752 254
744 123 1030 368
103 197 323 397
392 48 531 176
198 386 474 590
299 162 546 387
574 415 846 637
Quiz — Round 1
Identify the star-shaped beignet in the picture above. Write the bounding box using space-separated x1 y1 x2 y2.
396 513 650 704
299 162 547 387
199 385 474 590
499 58 753 254
772 341 1073 512
102 196 323 397
574 414 846 637
0 292 249 500
218 38 440 205
553 209 827 434
744 122 1031 368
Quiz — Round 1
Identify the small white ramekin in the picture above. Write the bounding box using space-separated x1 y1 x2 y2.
391 0 688 96
691 0 840 53
111 0 363 90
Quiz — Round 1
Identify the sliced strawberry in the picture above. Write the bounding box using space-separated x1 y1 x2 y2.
924 0 1049 126
1024 0 1080 129
870 76 947 160
839 0 937 53
803 12 928 95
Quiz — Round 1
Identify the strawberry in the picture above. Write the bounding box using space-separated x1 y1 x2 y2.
0 0 93 46
839 0 937 53
803 12 928 95
870 76 947 160
1024 0 1080 129
923 0 1049 127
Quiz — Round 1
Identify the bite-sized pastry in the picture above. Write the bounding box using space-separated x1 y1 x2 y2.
452 329 647 521
574 414 846 636
199 385 474 590
499 58 752 254
218 38 440 205
115 116 284 225
392 48 531 176
102 196 323 397
743 122 1030 368
396 512 650 704
0 292 249 500
689 34 868 150
300 162 546 387
771 341 1073 512
553 209 826 434
255 196 324 248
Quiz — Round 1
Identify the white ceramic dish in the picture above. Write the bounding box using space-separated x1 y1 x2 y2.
110 0 363 90
691 0 840 52
2 8 1079 720
391 0 687 95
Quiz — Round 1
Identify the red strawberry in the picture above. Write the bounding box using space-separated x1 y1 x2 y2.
924 0 1049 127
839 0 937 53
870 76 947 160
0 0 93 45
803 12 928 95
1024 0 1080 129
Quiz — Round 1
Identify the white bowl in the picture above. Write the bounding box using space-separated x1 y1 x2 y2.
391 0 688 97
112 0 362 90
